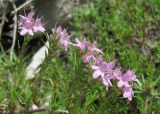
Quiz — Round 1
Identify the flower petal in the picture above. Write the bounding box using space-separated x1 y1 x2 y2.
91 65 99 70
20 29 28 36
117 80 124 88
93 70 101 78
28 29 34 36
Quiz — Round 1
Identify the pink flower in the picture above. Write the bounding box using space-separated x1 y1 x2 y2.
19 21 34 36
55 26 63 35
91 60 114 79
75 38 90 52
91 65 104 79
33 18 45 33
83 51 94 63
57 29 70 50
116 70 136 101
100 61 116 89
19 12 34 36
117 70 136 88
122 85 134 101
83 42 103 63
19 11 45 36
19 11 34 24
92 60 116 89
89 41 103 54
54 26 71 50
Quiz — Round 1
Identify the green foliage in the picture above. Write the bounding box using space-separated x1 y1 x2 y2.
71 0 160 113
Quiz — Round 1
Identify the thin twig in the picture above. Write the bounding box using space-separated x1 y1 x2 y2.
0 6 6 39
9 1 17 60
0 1 7 53
11 0 34 14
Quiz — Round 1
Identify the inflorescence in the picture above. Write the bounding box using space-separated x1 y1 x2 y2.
19 11 138 101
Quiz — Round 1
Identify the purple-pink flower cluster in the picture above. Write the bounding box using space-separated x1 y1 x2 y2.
92 60 137 101
18 11 138 101
52 25 138 101
19 11 45 36
55 26 70 50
